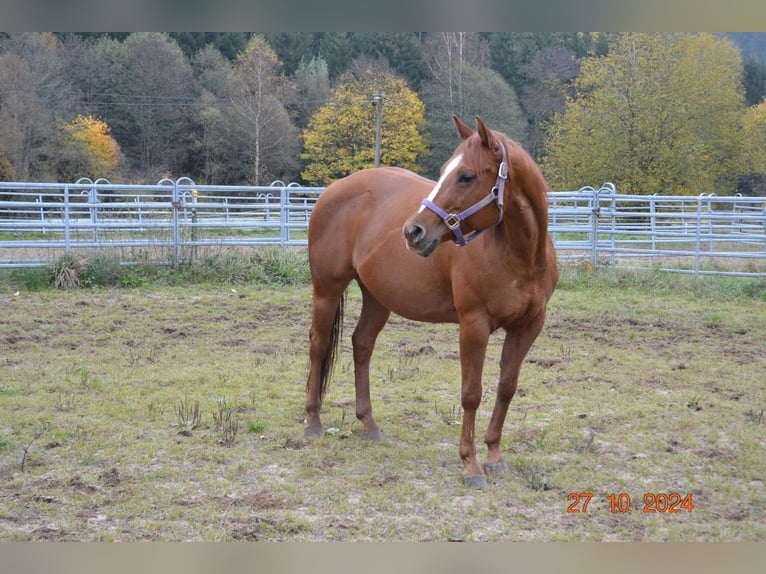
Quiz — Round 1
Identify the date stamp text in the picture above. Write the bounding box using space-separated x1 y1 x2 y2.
567 492 694 513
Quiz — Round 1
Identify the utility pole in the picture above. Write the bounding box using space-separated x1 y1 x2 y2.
372 93 383 167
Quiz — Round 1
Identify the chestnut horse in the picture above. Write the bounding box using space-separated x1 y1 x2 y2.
304 116 558 489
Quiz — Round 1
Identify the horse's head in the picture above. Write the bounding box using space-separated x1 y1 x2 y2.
403 115 509 257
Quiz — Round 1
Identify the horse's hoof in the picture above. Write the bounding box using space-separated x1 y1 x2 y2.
304 425 324 439
461 474 488 490
483 461 509 476
361 428 384 441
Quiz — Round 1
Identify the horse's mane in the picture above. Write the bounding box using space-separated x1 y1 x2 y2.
461 131 548 217
462 130 551 266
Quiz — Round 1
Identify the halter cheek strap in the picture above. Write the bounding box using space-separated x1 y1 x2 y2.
420 141 509 247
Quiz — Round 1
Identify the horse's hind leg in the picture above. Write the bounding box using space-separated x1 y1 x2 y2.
351 282 390 440
305 280 351 438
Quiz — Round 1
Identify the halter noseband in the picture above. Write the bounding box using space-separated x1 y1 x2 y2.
420 141 509 247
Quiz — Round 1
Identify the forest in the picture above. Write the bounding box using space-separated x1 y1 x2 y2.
1 32 766 195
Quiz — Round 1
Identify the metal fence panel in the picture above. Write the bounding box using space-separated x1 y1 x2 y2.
1 179 765 277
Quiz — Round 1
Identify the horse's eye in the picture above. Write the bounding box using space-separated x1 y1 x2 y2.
458 172 476 184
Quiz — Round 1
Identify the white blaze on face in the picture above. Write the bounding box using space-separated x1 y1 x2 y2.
418 153 463 213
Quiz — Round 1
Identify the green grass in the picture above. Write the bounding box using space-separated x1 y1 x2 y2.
0 260 764 540
0 246 312 293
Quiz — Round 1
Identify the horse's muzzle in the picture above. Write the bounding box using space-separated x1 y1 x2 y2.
403 222 439 257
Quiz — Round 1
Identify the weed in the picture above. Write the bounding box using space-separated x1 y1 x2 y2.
19 422 49 472
744 408 764 425
247 421 269 434
256 248 310 285
520 426 551 452
123 346 160 367
74 425 97 443
686 394 703 411
54 391 78 412
435 403 462 426
575 429 599 454
513 457 553 491
176 397 202 431
65 365 101 391
81 252 123 287
147 401 166 420
49 253 87 290
0 433 8 449
213 398 240 445
527 469 552 492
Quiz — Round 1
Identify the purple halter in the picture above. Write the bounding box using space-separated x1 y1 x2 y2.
420 141 509 247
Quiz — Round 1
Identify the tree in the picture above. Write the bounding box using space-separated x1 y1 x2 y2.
743 59 766 106
56 114 123 181
301 61 427 185
544 33 747 195
0 33 72 180
350 33 423 89
117 33 196 180
293 55 331 129
264 32 320 77
489 32 608 97
0 53 58 181
738 97 766 195
189 46 236 184
518 46 580 160
317 33 355 82
0 149 14 180
227 35 300 185
64 33 197 181
422 32 490 85
420 63 526 179
169 32 251 61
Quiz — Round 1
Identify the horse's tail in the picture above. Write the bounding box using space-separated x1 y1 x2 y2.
317 291 345 399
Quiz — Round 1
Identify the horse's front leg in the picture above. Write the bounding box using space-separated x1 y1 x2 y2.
484 314 546 476
457 317 491 489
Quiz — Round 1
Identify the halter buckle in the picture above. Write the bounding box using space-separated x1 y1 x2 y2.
444 214 461 230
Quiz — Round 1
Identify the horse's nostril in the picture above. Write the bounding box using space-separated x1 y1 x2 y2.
408 223 426 245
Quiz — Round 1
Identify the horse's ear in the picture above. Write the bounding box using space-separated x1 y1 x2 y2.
475 116 495 150
453 115 474 141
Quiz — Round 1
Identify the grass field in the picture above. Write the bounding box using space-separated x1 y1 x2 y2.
0 259 764 541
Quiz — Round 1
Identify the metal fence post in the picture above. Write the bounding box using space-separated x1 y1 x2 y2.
762 200 766 252
63 185 71 252
85 182 99 245
590 186 599 266
169 178 180 269
280 184 289 247
649 193 657 265
695 195 703 277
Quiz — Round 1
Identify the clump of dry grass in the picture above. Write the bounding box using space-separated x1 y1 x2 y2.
49 253 87 290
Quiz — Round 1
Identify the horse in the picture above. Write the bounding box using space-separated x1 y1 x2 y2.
304 115 558 489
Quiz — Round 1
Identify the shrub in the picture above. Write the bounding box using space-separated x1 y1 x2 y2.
81 252 123 287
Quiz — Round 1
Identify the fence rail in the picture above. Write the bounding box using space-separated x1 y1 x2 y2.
1 179 765 277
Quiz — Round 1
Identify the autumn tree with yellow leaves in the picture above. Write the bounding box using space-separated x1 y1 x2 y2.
544 33 749 195
56 114 123 181
301 63 428 186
